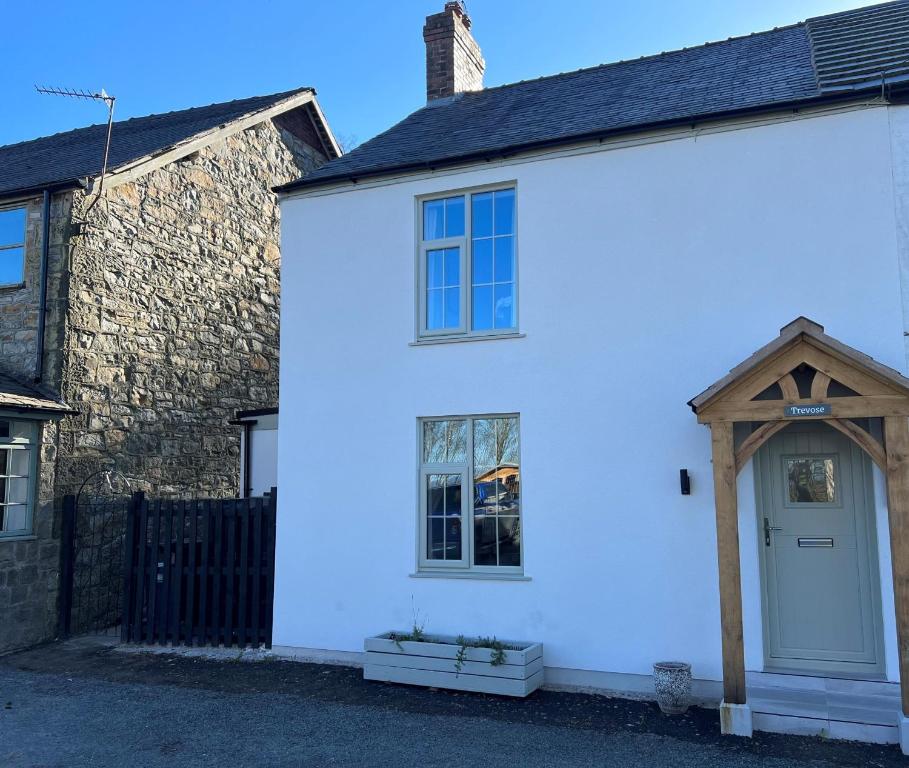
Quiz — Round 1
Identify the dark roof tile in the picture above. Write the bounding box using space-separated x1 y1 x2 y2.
282 2 909 192
0 88 313 198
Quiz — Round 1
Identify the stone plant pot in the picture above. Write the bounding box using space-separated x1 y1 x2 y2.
653 661 692 715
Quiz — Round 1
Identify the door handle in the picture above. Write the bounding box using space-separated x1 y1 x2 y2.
763 517 783 546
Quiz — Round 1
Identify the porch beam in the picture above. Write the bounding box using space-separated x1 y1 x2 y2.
735 421 789 474
711 421 747 705
885 416 909 716
827 418 886 470
698 395 909 423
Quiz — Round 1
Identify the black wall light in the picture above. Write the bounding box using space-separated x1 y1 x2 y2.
680 469 691 495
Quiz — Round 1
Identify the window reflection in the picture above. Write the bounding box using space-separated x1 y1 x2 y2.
787 457 835 503
423 420 467 463
471 189 516 331
473 417 521 567
427 474 462 561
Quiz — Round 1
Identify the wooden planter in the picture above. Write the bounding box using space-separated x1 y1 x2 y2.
364 633 544 697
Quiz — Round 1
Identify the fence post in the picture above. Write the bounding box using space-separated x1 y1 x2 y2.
58 495 76 639
120 491 144 642
264 487 277 648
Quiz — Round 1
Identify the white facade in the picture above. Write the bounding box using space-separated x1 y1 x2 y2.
275 104 908 693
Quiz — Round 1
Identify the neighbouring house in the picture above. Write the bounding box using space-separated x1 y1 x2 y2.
231 407 278 497
274 0 909 752
0 88 339 654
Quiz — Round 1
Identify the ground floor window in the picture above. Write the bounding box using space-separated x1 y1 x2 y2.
418 414 521 574
0 420 38 538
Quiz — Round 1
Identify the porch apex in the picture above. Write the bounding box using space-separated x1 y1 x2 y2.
779 316 824 336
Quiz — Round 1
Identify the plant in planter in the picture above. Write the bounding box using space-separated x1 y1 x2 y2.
653 661 692 715
365 631 543 697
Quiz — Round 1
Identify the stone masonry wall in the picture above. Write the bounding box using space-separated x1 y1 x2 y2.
0 194 68 382
55 115 324 499
0 191 71 654
0 421 60 653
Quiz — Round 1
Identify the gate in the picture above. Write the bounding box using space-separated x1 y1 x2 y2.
58 480 132 638
120 490 277 647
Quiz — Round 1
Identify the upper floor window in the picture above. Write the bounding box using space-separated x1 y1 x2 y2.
0 419 38 539
0 207 26 287
418 186 516 339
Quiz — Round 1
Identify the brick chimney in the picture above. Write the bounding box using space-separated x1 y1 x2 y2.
423 2 485 102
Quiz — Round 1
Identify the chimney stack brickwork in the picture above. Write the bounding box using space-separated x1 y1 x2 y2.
423 1 485 101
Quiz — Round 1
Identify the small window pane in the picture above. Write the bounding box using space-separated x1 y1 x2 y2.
2 505 28 533
0 247 24 285
474 417 520 470
8 449 29 477
0 208 26 246
7 477 28 505
472 238 493 284
423 200 445 240
427 289 443 329
0 421 10 439
444 287 460 328
445 196 465 237
787 457 835 503
494 283 515 329
472 285 493 331
427 249 444 289
443 247 459 287
494 189 515 235
423 420 467 463
472 192 493 238
494 236 514 282
9 421 35 441
428 517 445 558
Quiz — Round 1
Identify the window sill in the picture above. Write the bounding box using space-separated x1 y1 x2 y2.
410 571 531 582
0 282 26 293
0 533 36 543
410 332 525 347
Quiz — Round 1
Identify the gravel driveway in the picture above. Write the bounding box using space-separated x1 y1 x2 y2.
0 639 900 767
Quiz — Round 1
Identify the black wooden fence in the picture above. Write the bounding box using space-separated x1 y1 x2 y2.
119 490 277 647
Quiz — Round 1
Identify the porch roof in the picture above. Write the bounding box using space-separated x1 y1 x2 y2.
0 372 76 418
688 316 909 414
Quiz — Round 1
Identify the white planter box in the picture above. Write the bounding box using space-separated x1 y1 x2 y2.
364 632 544 697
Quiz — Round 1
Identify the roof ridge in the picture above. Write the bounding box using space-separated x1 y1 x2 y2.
0 86 313 153
807 0 909 26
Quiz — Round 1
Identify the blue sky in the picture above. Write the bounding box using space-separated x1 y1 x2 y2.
0 0 883 151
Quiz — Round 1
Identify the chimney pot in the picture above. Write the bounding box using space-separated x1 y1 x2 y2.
423 2 485 102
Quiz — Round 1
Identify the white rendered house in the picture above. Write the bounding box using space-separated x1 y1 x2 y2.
275 0 909 750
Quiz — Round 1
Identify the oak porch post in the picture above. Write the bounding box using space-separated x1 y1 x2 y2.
710 421 747 705
884 416 909 717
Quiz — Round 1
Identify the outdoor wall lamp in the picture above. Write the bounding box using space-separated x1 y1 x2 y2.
680 469 691 495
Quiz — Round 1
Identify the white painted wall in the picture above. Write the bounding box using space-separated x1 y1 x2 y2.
238 413 278 498
250 426 277 497
276 105 905 686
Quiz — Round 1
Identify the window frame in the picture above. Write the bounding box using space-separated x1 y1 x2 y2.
416 413 523 577
415 182 519 341
0 204 27 288
0 419 39 541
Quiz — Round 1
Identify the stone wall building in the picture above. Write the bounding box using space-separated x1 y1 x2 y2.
0 88 338 653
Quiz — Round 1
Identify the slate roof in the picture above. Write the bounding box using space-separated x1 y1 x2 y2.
0 372 75 416
280 1 909 193
0 88 317 198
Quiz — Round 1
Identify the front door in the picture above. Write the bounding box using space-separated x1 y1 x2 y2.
755 422 884 675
